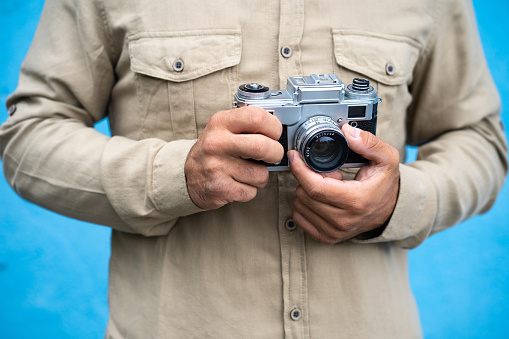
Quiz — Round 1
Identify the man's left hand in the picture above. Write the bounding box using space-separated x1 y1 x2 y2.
289 123 400 245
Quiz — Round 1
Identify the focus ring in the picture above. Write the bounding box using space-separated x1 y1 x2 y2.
294 116 349 172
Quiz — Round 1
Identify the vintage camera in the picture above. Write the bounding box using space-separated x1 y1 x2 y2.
233 73 381 172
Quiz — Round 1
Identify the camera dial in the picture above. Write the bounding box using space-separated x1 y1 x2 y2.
294 116 349 172
351 78 370 91
237 83 270 100
345 78 378 100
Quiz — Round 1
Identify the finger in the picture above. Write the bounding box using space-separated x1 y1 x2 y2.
230 160 270 189
295 182 365 223
229 133 285 163
192 175 259 209
289 150 350 204
288 150 331 189
293 196 346 240
321 170 343 181
293 211 343 245
219 106 283 140
230 182 259 203
212 179 259 205
295 184 346 216
292 209 339 245
342 124 399 166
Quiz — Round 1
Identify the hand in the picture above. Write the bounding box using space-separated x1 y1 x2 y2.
185 106 284 210
289 124 400 245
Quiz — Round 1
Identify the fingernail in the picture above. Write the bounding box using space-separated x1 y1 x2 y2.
346 124 360 138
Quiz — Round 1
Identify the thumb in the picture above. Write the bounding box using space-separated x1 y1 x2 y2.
342 124 398 166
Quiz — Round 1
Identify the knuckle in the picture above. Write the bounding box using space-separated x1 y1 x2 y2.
349 197 367 215
295 186 305 199
250 138 268 158
307 184 325 201
235 186 257 202
364 132 381 151
201 138 221 155
389 147 401 166
249 107 267 129
208 111 226 128
253 166 270 187
202 158 221 175
341 219 356 231
241 163 269 188
207 178 227 197
311 231 337 245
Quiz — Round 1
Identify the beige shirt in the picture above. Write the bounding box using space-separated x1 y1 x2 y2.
1 0 507 338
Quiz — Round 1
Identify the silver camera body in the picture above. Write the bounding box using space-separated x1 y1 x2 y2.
233 74 381 172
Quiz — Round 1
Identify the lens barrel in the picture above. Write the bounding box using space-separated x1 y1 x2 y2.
295 116 348 172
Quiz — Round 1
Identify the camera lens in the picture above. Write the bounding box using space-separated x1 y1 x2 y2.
310 135 341 163
295 116 349 172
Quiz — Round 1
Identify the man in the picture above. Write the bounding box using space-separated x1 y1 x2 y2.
0 0 506 338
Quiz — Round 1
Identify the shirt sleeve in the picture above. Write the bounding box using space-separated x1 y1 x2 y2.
0 0 203 236
355 0 508 249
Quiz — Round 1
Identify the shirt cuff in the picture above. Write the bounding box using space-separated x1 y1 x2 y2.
152 138 206 217
352 163 436 248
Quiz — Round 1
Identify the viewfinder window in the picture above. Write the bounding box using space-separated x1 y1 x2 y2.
348 105 366 118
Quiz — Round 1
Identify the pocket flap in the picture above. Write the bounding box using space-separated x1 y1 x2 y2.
332 29 421 86
129 29 242 82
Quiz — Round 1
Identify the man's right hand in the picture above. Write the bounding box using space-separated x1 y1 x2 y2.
184 106 284 210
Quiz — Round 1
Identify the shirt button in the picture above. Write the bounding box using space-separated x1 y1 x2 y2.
290 308 302 321
8 105 17 116
385 63 395 76
285 218 297 231
173 58 184 72
281 46 292 58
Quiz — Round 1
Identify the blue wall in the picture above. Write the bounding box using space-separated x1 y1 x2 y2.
0 1 508 338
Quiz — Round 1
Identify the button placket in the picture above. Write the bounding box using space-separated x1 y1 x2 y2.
277 0 304 88
277 0 309 337
278 176 309 338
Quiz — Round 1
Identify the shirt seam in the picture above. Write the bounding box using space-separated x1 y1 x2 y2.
420 0 444 61
95 0 119 63
128 30 242 41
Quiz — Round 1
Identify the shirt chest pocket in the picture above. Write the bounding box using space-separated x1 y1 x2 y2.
332 29 421 154
128 30 242 141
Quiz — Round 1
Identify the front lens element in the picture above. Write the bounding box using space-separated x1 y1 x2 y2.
310 135 342 164
295 116 349 172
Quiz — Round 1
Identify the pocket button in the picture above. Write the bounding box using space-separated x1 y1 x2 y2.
8 105 17 116
385 63 395 76
172 59 184 72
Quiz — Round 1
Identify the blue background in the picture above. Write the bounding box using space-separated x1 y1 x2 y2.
0 1 508 338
